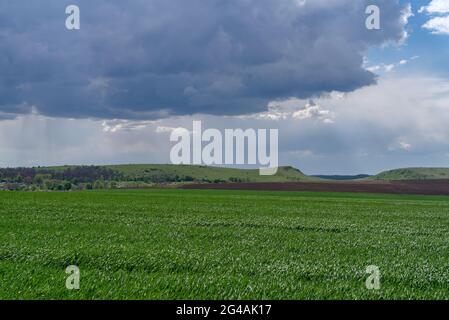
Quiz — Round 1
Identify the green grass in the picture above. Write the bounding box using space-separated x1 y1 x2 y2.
1 189 449 299
371 167 449 181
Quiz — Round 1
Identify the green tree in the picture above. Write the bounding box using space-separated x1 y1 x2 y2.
93 180 104 189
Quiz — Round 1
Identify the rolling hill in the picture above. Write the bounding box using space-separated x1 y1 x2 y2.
30 164 319 184
1 164 319 191
105 164 318 183
371 168 449 181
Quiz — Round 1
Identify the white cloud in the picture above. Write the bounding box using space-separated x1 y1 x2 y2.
246 107 290 121
421 1 449 35
419 0 449 14
102 120 157 133
384 64 396 72
155 126 176 133
240 99 334 123
388 139 412 152
155 126 191 136
399 142 412 150
365 57 416 74
366 63 395 73
400 3 414 42
423 15 449 35
366 65 381 72
292 101 331 121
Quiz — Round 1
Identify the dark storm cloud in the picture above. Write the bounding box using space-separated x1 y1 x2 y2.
0 0 409 120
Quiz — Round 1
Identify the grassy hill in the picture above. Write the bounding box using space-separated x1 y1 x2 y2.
371 167 449 181
39 164 318 183
105 164 318 183
1 164 318 191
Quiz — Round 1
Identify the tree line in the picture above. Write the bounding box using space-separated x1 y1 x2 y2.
0 166 245 191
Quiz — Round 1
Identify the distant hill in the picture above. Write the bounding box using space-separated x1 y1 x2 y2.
105 164 319 183
371 168 449 181
313 174 371 181
0 164 320 191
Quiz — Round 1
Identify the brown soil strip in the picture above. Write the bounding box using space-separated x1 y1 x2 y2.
180 180 449 196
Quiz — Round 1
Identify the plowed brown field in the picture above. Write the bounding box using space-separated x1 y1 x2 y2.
181 180 449 195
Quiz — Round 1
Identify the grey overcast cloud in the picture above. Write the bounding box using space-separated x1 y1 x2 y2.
1 0 449 174
1 0 408 119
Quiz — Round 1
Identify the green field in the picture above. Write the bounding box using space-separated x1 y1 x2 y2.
1 189 449 299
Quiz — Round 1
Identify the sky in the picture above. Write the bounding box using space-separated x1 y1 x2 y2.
0 0 448 174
